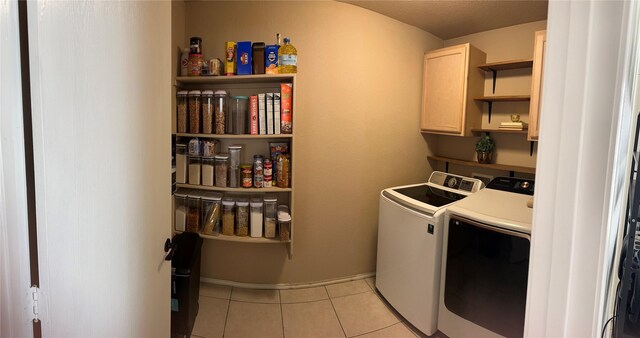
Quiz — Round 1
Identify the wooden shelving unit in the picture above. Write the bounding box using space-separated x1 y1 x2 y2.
175 230 290 244
471 128 528 135
176 74 295 87
175 133 293 139
176 183 292 193
427 155 536 175
478 59 533 72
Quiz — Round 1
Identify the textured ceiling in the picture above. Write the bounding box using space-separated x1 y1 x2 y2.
342 0 548 40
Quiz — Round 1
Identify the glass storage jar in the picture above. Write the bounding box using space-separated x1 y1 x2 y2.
230 96 249 134
264 194 277 238
176 90 188 133
188 156 201 185
202 157 214 186
214 154 229 187
186 193 201 233
174 190 188 232
188 90 201 133
236 198 249 236
202 90 214 134
250 198 263 238
175 143 188 184
201 192 223 236
222 197 235 236
214 90 227 134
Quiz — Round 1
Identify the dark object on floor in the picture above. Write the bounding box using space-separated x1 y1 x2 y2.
171 232 203 338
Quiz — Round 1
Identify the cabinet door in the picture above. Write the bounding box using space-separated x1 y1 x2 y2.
421 45 468 134
528 30 547 141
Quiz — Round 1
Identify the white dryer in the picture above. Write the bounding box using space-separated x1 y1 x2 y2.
376 171 484 336
439 176 534 338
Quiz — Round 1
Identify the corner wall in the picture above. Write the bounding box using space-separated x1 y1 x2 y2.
178 1 442 284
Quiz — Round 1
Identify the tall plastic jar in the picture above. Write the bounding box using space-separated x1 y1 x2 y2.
278 205 291 241
188 156 201 185
250 198 264 238
176 91 188 133
188 90 201 133
230 96 249 134
201 157 214 186
264 194 277 238
214 90 227 134
222 197 235 236
175 143 188 184
201 192 223 236
202 90 214 134
236 198 249 236
186 193 201 233
214 154 229 187
174 190 188 232
228 145 242 188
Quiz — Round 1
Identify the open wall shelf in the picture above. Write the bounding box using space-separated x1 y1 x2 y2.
428 155 536 175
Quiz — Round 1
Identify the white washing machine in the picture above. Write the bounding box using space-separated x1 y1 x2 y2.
439 176 534 338
376 171 484 336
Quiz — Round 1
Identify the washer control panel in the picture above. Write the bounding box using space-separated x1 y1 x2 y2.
487 177 535 195
429 171 484 193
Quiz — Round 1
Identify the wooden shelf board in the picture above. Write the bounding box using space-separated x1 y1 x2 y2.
176 183 292 193
478 59 533 71
471 128 528 135
427 155 536 174
175 231 289 244
174 133 293 139
474 95 530 102
175 74 295 86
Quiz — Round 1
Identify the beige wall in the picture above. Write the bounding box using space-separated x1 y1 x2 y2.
434 20 547 179
177 1 443 284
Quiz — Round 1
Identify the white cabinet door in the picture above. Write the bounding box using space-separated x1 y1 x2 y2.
26 1 171 336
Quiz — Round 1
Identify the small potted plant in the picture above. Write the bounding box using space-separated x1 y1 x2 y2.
475 134 495 164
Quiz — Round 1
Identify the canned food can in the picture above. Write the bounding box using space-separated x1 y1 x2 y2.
241 165 253 188
263 159 273 188
253 155 264 188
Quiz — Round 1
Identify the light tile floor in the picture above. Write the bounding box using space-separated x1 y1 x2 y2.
191 277 436 338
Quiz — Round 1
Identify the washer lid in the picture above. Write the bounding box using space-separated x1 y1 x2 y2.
446 188 533 234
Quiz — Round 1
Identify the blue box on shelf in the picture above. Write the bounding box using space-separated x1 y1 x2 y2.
236 41 252 75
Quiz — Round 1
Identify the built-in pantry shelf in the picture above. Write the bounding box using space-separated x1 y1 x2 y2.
176 183 292 193
174 133 293 139
175 230 290 244
427 155 536 175
175 74 295 87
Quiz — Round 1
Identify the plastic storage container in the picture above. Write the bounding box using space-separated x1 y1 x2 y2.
201 157 214 186
222 197 235 236
177 91 188 133
214 90 228 134
264 194 277 238
201 192 223 236
176 144 188 184
236 198 249 236
230 96 249 134
186 193 201 233
228 145 242 188
202 90 214 134
174 190 188 232
188 90 201 133
278 205 291 241
188 156 201 185
250 198 263 238
214 154 229 187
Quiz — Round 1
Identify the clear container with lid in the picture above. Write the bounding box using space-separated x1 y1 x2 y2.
236 198 250 236
188 156 201 185
278 205 291 241
186 192 201 233
264 194 277 238
214 90 227 134
250 198 264 238
176 144 188 184
188 90 201 133
230 96 249 134
202 90 214 134
228 145 242 188
176 91 188 133
201 192 223 236
202 157 214 186
222 197 235 236
174 190 188 232
214 154 229 187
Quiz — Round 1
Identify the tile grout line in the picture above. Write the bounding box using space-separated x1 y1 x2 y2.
221 287 234 338
325 285 348 338
279 290 285 338
350 321 405 338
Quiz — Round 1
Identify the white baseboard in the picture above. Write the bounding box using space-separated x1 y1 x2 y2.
200 272 376 290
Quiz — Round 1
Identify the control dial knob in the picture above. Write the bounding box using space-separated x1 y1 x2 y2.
520 181 530 189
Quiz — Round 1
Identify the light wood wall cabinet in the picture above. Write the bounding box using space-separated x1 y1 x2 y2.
421 43 486 136
528 30 547 141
